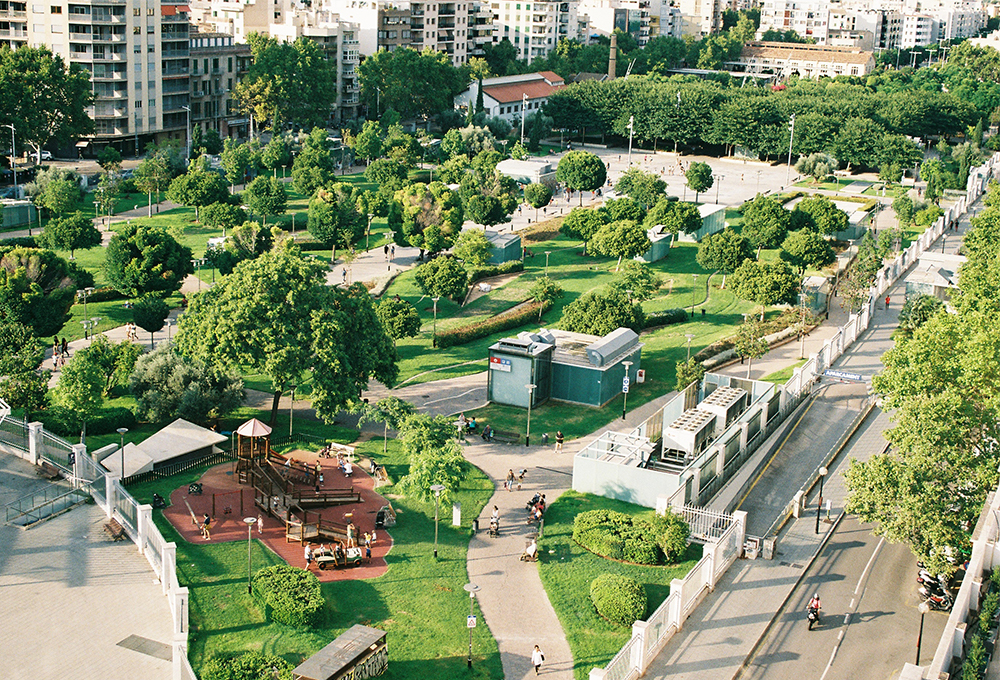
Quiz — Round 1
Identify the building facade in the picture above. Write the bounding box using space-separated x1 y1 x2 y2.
578 0 652 45
730 40 876 77
188 30 251 140
489 0 587 61
454 70 565 122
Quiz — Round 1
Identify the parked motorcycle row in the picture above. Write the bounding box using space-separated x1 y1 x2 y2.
917 564 954 612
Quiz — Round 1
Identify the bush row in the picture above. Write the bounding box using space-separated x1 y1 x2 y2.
590 573 647 627
467 259 524 284
435 299 552 348
252 565 325 627
1 236 37 248
202 652 293 680
643 308 688 330
35 406 137 438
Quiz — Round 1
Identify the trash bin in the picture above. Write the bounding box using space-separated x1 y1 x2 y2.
541 433 549 444
473 518 479 533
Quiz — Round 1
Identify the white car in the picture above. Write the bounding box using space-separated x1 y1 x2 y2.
39 150 52 161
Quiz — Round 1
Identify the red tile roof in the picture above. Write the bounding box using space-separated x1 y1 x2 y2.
484 79 565 104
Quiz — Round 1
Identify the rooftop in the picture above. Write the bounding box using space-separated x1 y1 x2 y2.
740 41 874 65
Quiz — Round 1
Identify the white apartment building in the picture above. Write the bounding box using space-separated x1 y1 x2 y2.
675 0 729 37
758 0 830 42
828 7 901 50
489 0 587 61
900 13 936 46
650 3 683 38
578 0 651 45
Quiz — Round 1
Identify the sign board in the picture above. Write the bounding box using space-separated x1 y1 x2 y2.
489 356 512 372
622 385 629 394
823 369 865 382
467 615 477 628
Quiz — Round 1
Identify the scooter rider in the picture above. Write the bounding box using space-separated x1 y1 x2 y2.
807 593 822 628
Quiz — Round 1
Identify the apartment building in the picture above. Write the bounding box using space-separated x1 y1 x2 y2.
758 0 830 42
489 0 587 61
188 30 250 140
828 7 901 50
650 3 683 39
578 0 651 45
675 0 728 37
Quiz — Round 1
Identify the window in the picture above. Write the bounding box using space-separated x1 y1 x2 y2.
227 77 232 89
50 23 61 31
212 57 218 69
149 98 154 107
146 7 153 15
133 43 140 52
133 7 139 15
49 4 59 11
135 80 141 90
146 24 152 32
227 56 232 71
149 115 155 126
133 26 140 33
135 100 142 108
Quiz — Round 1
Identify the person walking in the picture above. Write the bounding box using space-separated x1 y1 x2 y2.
506 469 515 492
305 543 313 569
201 514 212 540
531 645 545 675
555 431 564 452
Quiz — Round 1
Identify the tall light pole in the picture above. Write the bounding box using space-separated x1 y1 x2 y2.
685 333 695 360
627 114 634 166
799 291 808 359
4 123 15 198
756 170 762 195
431 484 445 558
432 296 440 348
713 173 723 204
244 516 257 593
621 361 632 420
544 251 551 276
815 466 828 534
785 113 796 187
525 383 536 446
77 287 94 334
181 105 192 160
916 600 931 664
464 583 480 668
117 427 128 481
521 94 528 144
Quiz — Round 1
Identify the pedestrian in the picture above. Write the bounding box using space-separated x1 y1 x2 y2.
305 543 313 569
491 505 499 523
347 521 357 547
257 514 263 534
391 245 395 259
342 268 347 283
555 431 564 452
384 244 389 259
531 645 545 675
61 337 68 357
506 469 515 492
885 295 891 307
283 457 291 477
201 514 212 540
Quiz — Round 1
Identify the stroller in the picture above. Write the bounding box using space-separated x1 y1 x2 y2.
488 518 500 538
520 539 538 562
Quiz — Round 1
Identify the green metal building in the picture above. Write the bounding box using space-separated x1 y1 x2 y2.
485 230 522 265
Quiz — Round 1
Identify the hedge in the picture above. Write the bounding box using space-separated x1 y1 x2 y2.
251 564 325 627
290 238 333 252
590 573 646 626
86 286 128 304
467 259 524 284
1 236 37 248
435 299 552 348
35 406 137 438
201 652 293 680
643 308 688 330
573 509 662 565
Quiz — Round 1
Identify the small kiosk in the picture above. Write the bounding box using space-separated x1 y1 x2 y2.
292 625 388 680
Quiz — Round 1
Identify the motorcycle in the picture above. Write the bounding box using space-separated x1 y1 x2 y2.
807 606 821 630
922 591 954 611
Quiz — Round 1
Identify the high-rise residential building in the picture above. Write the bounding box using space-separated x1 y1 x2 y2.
489 0 588 61
758 0 830 42
900 13 937 46
650 3 683 39
675 0 729 37
828 8 902 50
578 0 652 46
188 30 251 139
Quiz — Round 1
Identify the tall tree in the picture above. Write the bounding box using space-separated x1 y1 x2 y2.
734 319 769 378
791 195 849 236
614 168 666 208
133 152 172 216
740 194 791 249
779 229 835 275
166 165 230 221
179 247 397 424
105 223 194 299
453 229 493 267
50 349 104 439
307 183 364 260
243 176 287 226
696 228 753 288
729 259 799 320
357 47 467 120
0 321 48 418
524 183 553 222
560 207 607 251
375 297 422 346
643 199 702 240
561 290 644 335
132 295 170 349
589 220 652 270
685 162 714 202
390 182 464 256
38 211 101 259
129 345 244 424
0 246 78 337
557 150 607 205
413 256 469 302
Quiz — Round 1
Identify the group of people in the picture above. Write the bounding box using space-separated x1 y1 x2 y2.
50 337 70 370
125 322 139 342
528 494 546 524
336 453 353 477
304 527 377 569
504 468 526 492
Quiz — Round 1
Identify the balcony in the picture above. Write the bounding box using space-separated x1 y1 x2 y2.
94 107 127 118
0 9 26 17
0 27 27 37
90 13 125 22
93 33 125 42
91 71 126 80
438 5 455 15
92 51 125 60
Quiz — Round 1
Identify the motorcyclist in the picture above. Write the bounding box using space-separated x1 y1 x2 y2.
807 594 822 629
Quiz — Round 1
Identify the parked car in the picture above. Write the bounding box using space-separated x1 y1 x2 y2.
39 150 53 161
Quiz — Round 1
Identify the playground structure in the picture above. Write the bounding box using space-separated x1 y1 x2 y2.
234 418 272 483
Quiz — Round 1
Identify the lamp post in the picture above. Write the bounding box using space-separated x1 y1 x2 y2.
165 318 173 345
685 333 695 360
181 105 192 160
243 516 257 594
544 251 551 276
815 466 828 534
524 383 537 446
626 114 634 166
464 583 480 668
521 93 528 144
916 600 931 664
786 113 796 187
117 427 128 481
77 287 94 335
713 173 723 204
432 296 440 348
799 291 808 359
4 123 15 198
756 170 762 195
621 361 632 420
431 484 445 558
81 319 90 340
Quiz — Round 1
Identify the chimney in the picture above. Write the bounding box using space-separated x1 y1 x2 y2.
608 32 617 80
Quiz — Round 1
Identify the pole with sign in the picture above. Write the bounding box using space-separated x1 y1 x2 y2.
464 583 480 668
621 361 633 420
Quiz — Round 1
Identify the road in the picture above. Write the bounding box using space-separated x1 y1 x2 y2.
743 514 949 680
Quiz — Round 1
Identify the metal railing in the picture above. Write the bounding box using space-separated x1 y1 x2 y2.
123 449 234 486
4 482 84 526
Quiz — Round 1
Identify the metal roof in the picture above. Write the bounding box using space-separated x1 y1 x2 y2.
293 625 386 680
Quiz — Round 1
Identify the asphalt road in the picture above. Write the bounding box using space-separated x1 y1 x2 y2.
743 514 949 680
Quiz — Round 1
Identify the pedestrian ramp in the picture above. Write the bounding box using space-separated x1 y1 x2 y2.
4 481 89 529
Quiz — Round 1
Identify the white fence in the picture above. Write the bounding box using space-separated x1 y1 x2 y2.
589 511 748 680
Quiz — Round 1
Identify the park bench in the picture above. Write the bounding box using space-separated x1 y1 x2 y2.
36 461 61 480
104 518 127 542
490 429 521 445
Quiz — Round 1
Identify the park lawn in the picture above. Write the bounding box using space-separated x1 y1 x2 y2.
537 490 701 680
129 433 501 679
793 178 857 191
759 358 808 385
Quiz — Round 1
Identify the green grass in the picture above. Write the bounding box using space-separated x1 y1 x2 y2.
128 431 501 678
537 491 701 680
759 358 807 384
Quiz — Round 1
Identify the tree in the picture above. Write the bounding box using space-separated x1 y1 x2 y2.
729 259 799 320
307 184 365 260
106 223 194 298
352 396 414 454
734 319 769 378
589 220 652 270
0 46 93 163
50 349 104 438
895 294 944 340
561 290 644 336
261 135 292 175
390 182 464 256
0 246 79 337
892 194 915 226
740 195 791 249
38 211 101 259
132 295 170 348
413 256 469 301
529 276 564 320
600 197 645 224
560 207 607 251
674 357 705 392
72 334 142 397
365 158 409 191
696 228 753 288
220 138 254 190
375 297 422 345
607 260 660 301
0 321 48 418
94 171 124 221
177 245 398 424
243 176 287 226
200 202 247 235
357 47 468 120
834 118 886 169
685 162 713 202
354 120 384 164
396 413 468 501
794 153 838 183
614 168 667 208
36 178 82 217
643 199 702 239
233 33 335 131
779 230 835 275
557 150 607 205
166 166 230 221
460 157 520 228
524 183 553 222
453 229 493 267
133 152 172 216
129 345 244 424
97 146 122 173
791 195 849 236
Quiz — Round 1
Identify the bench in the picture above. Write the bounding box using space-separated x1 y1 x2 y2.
490 429 521 445
36 461 62 480
104 518 127 542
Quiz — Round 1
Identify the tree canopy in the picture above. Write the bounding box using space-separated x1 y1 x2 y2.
130 345 244 424
696 228 753 284
740 194 791 248
556 151 607 204
390 182 464 255
561 290 644 335
105 223 193 299
729 259 799 319
0 246 79 337
38 211 101 258
358 47 467 120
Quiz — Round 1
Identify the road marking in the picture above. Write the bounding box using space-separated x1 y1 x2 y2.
849 598 855 609
855 537 885 594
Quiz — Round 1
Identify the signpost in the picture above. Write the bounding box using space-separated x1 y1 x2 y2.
621 360 633 420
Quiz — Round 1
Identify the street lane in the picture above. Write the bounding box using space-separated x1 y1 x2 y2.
744 515 949 680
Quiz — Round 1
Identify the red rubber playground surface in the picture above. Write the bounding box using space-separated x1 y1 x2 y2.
163 452 393 582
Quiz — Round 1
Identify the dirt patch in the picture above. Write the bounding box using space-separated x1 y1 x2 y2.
464 270 524 305
520 218 564 244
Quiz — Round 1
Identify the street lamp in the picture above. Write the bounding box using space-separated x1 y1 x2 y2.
3 123 15 198
464 583 480 668
432 296 440 348
916 600 931 664
626 114 634 166
756 170 763 195
525 383 536 446
77 287 94 334
713 173 723 204
685 333 695 360
90 317 101 340
117 427 128 481
544 251 551 276
799 291 808 359
181 105 192 160
165 318 173 345
621 361 632 420
815 466 828 534
431 484 445 558
520 93 528 144
786 113 796 187
243 516 257 594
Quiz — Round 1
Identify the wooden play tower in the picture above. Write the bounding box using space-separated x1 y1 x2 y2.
235 418 272 482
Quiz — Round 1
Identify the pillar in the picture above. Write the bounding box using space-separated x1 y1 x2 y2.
162 543 177 595
71 443 86 489
137 504 152 558
631 620 650 675
27 421 42 465
105 473 119 520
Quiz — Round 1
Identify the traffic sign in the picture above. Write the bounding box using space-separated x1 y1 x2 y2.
467 615 477 628
622 385 629 394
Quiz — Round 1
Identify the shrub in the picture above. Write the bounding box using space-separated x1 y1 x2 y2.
466 259 525 284
201 651 293 680
1 236 37 248
252 565 324 627
651 511 691 563
590 573 646 626
572 509 662 565
436 299 551 348
35 406 136 437
643 308 688 330
86 286 128 303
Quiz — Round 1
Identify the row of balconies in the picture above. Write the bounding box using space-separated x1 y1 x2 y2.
0 9 27 18
0 27 26 37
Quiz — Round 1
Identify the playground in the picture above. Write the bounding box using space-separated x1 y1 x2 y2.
162 419 395 583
